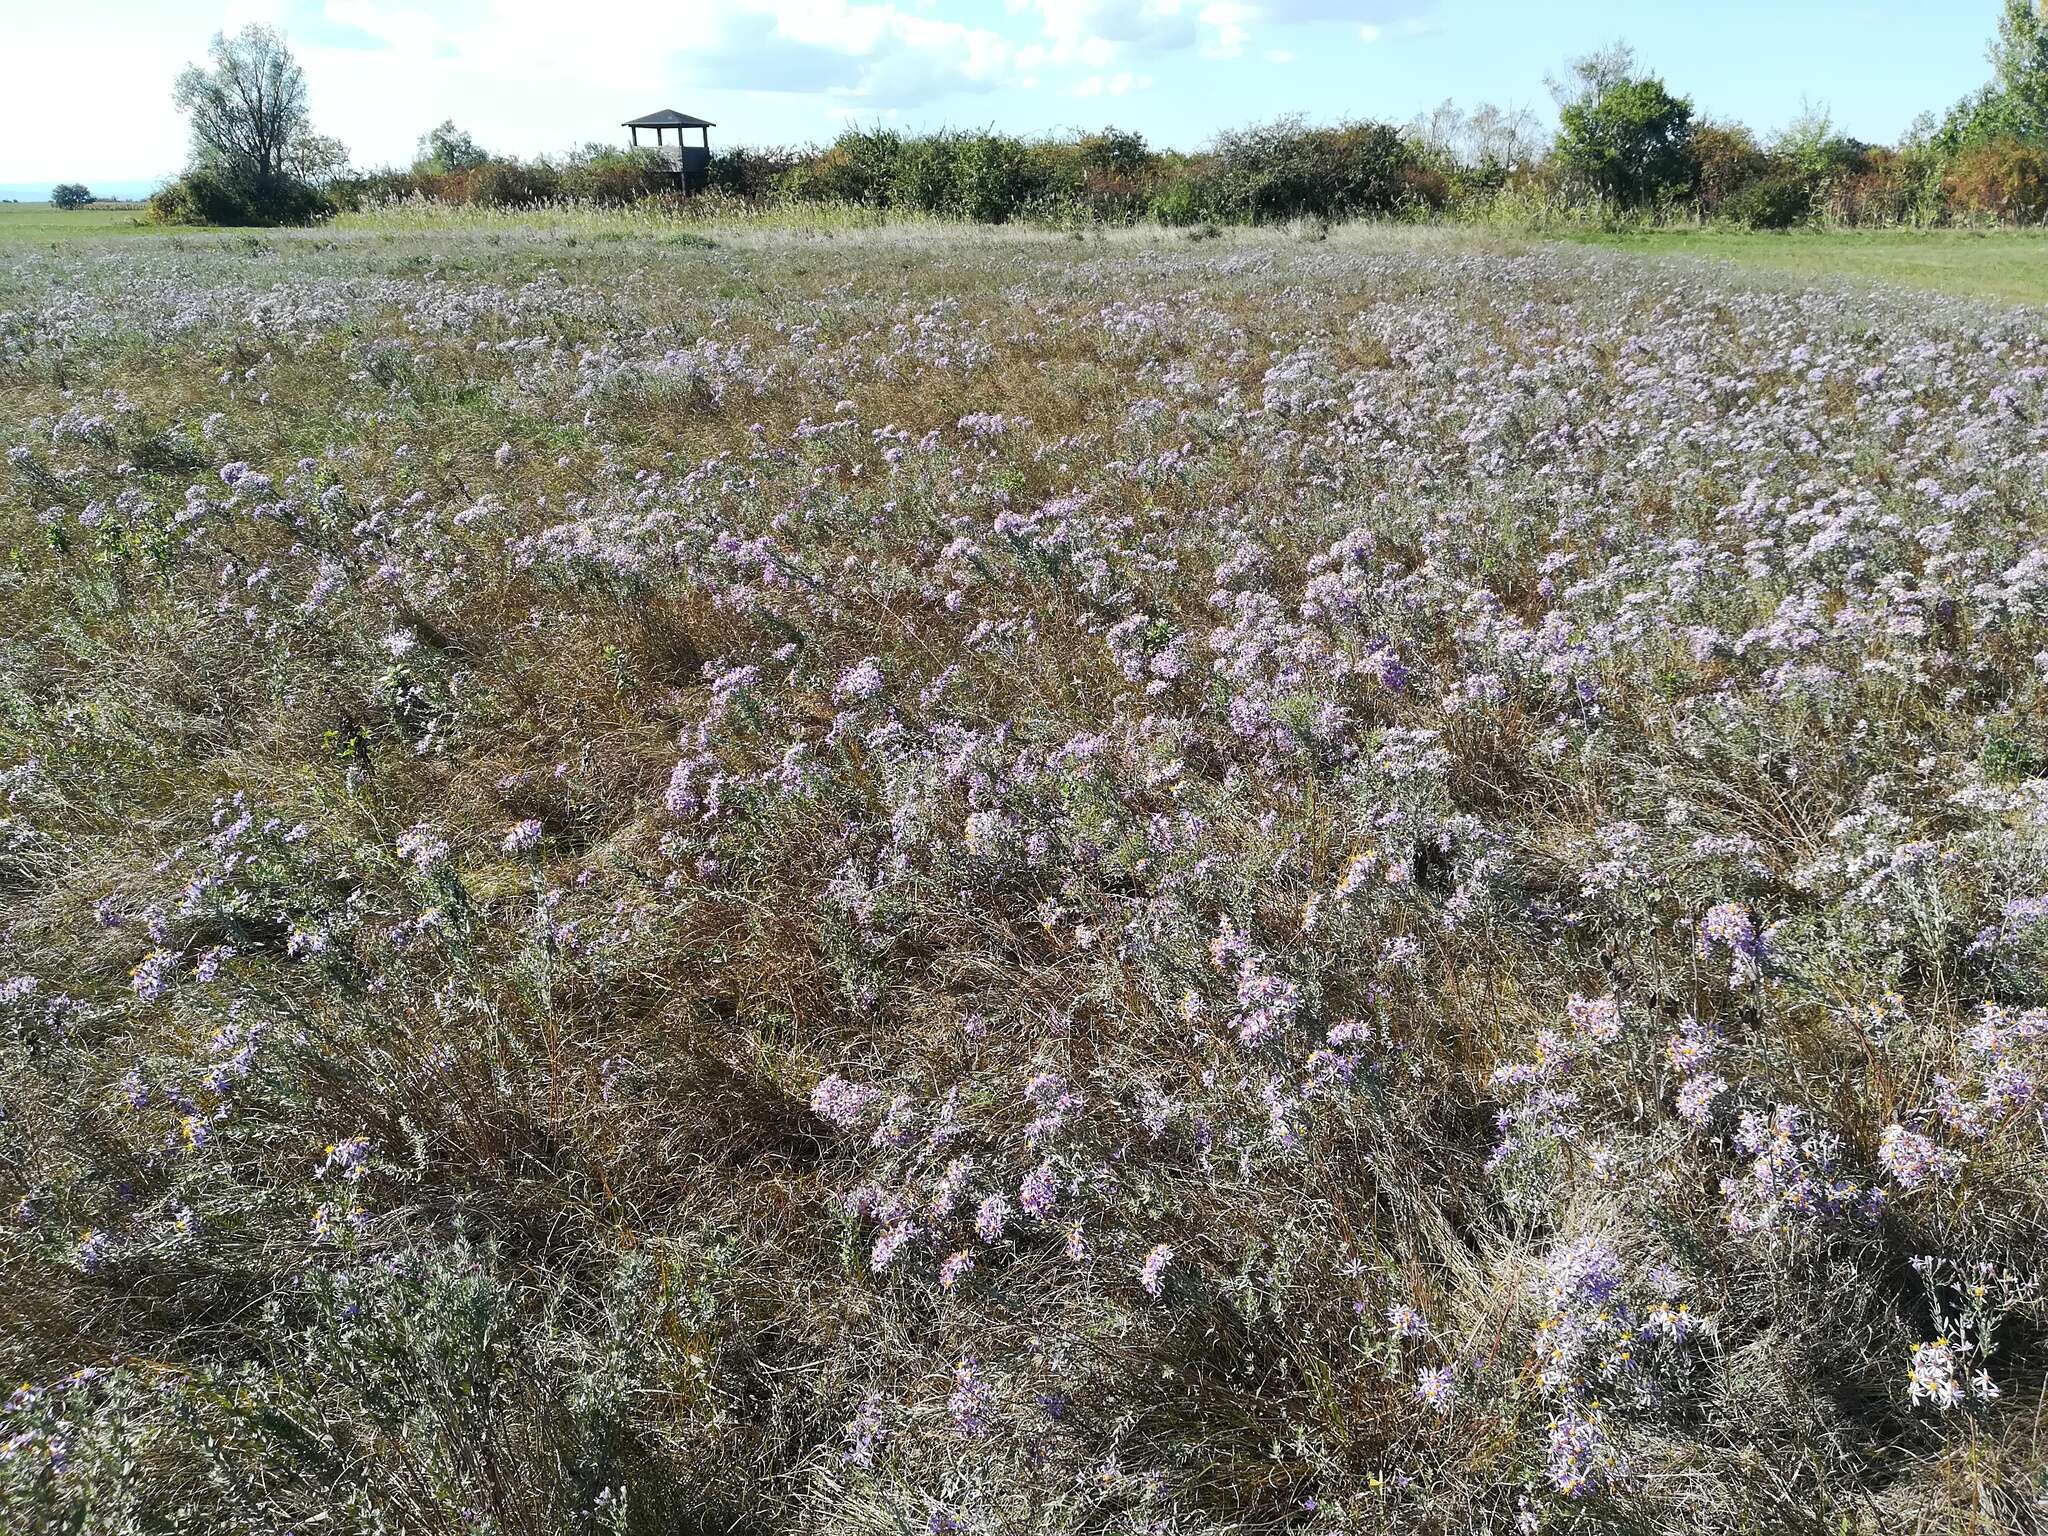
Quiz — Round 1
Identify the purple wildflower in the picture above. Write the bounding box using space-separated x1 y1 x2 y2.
1545 1238 1623 1308
1698 901 1765 980
810 1074 876 1129
395 826 450 870
129 949 178 1002
975 1193 1011 1243
1387 1303 1428 1339
1546 1403 1618 1496
835 657 885 701
870 1221 916 1272
1877 1124 1959 1191
938 1249 975 1290
1139 1242 1173 1299
948 1356 992 1436
1674 1073 1727 1125
318 1135 371 1181
1414 1365 1456 1412
1019 1162 1058 1219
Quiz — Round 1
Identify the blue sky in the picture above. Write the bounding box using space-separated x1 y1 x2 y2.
0 1 2012 194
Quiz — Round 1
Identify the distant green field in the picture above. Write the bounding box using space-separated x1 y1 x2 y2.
6 198 2046 308
1566 225 2048 307
0 201 171 242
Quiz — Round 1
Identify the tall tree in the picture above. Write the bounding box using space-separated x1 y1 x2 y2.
1547 40 1643 113
414 121 489 176
1943 2 2048 150
1989 0 2048 138
172 25 311 201
1551 44 1698 206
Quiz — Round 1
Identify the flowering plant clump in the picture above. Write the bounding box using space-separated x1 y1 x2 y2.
1 222 2046 1532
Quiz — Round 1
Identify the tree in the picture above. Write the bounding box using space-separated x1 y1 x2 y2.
1772 102 1863 180
1408 100 1547 173
1988 0 2048 139
1201 117 1416 223
1947 136 2048 221
164 26 341 225
1547 40 1643 113
1076 127 1152 178
414 121 488 176
1551 44 1698 206
172 25 312 205
291 134 352 186
50 183 94 209
1941 2 2048 151
1692 122 1767 212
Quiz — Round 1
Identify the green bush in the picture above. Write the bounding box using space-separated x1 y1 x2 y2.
1200 117 1415 223
50 184 95 210
786 127 903 206
556 146 663 205
706 146 803 200
464 158 562 208
1555 75 1698 206
1723 172 1812 229
149 168 330 226
1149 176 1207 226
889 133 959 214
1694 122 1768 214
953 134 1033 223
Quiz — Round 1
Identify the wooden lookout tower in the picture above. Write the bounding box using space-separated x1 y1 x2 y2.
624 109 714 191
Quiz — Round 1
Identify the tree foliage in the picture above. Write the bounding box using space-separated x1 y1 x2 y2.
165 27 339 225
1692 122 1767 212
49 184 94 210
414 121 488 176
1552 47 1698 206
1946 135 2048 220
1942 1 2048 149
1202 116 1416 222
173 26 309 197
1988 0 2048 137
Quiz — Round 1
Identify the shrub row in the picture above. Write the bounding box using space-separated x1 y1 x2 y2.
165 120 2048 232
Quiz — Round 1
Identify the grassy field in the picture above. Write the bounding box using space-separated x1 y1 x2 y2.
0 201 165 242
7 194 2048 306
1568 224 2048 306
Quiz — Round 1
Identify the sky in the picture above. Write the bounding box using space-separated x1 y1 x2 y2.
0 0 2013 196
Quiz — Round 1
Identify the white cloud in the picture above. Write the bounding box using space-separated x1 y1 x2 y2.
675 1 1026 104
1024 0 1198 61
1018 0 1433 73
322 1 450 59
1197 2 1253 59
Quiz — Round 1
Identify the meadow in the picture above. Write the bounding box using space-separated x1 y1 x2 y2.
0 203 168 244
2 218 2046 1534
1566 225 2048 308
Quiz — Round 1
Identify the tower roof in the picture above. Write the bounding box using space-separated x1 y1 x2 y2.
623 109 715 129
